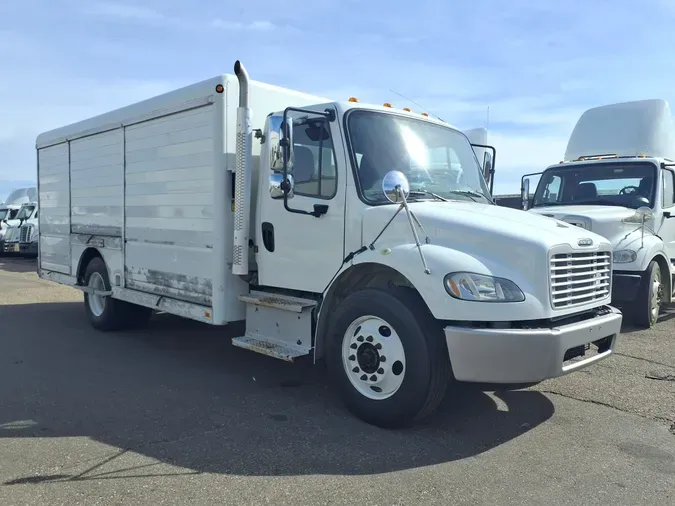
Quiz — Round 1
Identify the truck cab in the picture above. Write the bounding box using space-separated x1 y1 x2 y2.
19 202 39 257
521 99 675 327
2 201 38 255
0 205 21 253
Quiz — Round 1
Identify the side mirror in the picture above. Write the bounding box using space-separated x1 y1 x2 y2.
269 173 294 200
521 179 530 210
382 170 410 203
482 152 493 185
268 115 294 172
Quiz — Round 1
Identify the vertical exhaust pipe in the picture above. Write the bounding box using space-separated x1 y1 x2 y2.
232 60 252 276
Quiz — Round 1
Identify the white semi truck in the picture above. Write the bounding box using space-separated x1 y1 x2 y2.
1 201 37 255
522 99 675 328
37 61 622 428
0 186 36 254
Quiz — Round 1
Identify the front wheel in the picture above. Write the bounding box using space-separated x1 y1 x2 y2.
633 260 663 328
325 287 451 428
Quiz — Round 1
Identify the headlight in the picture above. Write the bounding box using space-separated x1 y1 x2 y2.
443 272 525 302
613 249 637 263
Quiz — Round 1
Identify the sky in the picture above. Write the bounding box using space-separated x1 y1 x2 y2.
2 0 675 198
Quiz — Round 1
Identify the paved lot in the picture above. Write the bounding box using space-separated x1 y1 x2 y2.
0 256 673 506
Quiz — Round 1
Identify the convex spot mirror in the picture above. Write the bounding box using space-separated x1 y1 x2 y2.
382 170 410 204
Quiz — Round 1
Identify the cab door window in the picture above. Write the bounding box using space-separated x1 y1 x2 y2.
291 119 338 199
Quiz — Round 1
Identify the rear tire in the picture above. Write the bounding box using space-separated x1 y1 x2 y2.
325 286 451 428
633 260 663 328
83 256 152 331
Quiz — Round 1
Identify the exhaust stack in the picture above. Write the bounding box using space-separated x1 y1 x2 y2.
232 60 252 276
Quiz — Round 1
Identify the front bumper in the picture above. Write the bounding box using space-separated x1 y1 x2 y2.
19 242 38 256
611 271 644 303
443 306 622 384
2 241 20 254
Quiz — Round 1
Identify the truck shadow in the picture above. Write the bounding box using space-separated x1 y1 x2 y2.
0 256 36 273
0 302 555 480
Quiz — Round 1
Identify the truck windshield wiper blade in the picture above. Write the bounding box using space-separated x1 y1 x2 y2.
408 190 448 202
446 190 485 202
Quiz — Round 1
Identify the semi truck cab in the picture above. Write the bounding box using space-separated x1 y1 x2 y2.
522 99 675 327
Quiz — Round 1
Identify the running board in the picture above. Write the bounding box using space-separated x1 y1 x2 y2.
232 291 317 362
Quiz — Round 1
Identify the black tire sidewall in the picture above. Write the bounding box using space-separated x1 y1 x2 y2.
325 288 439 426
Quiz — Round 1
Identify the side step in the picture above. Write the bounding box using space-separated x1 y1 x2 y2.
232 291 317 362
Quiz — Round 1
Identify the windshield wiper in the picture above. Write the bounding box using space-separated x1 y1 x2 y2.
446 190 485 202
408 190 448 202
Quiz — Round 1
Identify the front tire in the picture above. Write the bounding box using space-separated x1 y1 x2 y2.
325 287 451 428
633 260 663 328
83 257 152 331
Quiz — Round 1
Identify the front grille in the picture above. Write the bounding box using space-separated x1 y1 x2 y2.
19 225 32 243
550 251 611 309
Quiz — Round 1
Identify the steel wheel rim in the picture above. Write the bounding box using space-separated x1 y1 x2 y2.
88 272 106 317
341 315 406 401
650 267 662 321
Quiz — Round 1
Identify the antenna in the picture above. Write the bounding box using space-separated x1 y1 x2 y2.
388 89 444 122
486 106 490 130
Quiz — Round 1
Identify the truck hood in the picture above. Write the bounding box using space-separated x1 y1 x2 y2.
528 205 637 222
362 201 610 253
528 205 647 247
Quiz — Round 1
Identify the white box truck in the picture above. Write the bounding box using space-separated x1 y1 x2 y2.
37 60 623 428
521 99 675 328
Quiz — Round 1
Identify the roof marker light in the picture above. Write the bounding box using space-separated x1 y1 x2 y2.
421 112 429 117
383 102 392 107
348 97 359 102
403 107 411 112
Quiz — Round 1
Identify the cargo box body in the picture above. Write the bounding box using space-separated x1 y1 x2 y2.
36 75 328 325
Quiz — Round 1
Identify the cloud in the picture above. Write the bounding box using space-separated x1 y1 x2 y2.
80 1 168 23
211 19 275 31
3 0 675 195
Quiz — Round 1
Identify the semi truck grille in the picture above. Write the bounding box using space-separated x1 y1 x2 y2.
20 225 32 243
550 251 611 309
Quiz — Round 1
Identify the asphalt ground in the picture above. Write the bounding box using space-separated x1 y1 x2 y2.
0 256 673 505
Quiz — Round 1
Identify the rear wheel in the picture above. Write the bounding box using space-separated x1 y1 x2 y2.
633 260 663 328
326 287 451 428
83 257 152 331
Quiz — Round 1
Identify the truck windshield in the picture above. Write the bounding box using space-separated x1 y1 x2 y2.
16 205 35 220
0 209 7 221
346 110 491 204
532 161 658 209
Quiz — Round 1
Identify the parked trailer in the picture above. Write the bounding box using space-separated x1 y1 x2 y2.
522 99 675 328
37 60 622 428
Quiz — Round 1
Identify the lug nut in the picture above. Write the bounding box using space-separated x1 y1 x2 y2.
360 374 367 381
375 343 382 350
380 356 386 362
357 336 364 342
352 367 359 373
348 355 355 361
350 343 357 349
369 375 377 381
366 336 373 342
377 368 384 374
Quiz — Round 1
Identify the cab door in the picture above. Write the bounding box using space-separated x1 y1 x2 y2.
659 167 675 264
255 107 346 293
